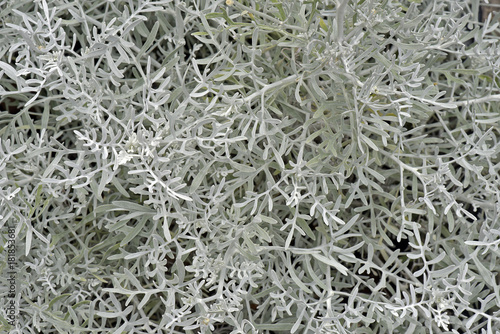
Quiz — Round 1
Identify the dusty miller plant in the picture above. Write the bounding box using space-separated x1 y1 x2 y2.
0 0 500 333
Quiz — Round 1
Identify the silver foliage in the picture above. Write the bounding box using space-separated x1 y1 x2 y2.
0 0 499 333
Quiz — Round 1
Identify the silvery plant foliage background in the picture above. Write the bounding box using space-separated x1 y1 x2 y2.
0 0 499 333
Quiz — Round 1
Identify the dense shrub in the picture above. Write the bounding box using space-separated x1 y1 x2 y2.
1 0 500 333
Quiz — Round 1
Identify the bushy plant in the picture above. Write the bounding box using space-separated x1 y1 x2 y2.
1 0 500 333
